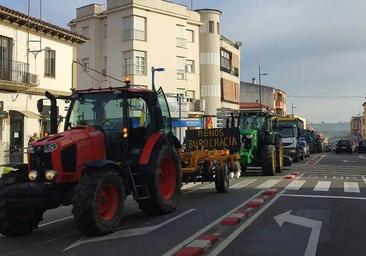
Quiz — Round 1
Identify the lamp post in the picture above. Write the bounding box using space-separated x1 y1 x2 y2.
291 103 297 115
258 65 269 108
151 66 165 91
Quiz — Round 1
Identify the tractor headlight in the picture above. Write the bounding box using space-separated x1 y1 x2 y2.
28 144 35 154
28 171 38 181
246 134 253 139
45 170 57 181
44 143 57 153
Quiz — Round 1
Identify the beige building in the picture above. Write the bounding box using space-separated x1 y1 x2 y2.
240 81 287 116
362 102 366 140
0 5 86 165
69 1 241 133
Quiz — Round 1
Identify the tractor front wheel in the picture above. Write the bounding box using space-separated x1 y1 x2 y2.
0 204 44 236
139 145 181 215
261 145 276 176
72 169 125 236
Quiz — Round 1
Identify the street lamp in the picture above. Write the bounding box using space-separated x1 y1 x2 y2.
258 65 269 108
291 103 298 115
151 66 165 91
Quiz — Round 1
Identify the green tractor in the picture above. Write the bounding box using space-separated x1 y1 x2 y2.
228 111 284 176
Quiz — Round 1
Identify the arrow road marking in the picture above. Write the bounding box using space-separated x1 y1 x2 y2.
274 210 322 256
64 208 195 251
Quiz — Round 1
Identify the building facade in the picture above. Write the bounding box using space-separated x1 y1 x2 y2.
69 1 241 135
240 81 287 116
0 5 86 164
362 102 366 140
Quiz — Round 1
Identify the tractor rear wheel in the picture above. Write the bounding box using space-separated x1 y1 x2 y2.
215 163 229 193
261 145 276 176
276 143 284 173
72 169 125 236
0 204 44 236
139 145 181 215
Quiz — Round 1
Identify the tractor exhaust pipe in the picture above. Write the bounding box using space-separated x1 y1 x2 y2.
45 91 58 135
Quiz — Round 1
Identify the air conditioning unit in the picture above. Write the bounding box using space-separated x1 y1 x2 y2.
28 74 38 85
199 99 206 112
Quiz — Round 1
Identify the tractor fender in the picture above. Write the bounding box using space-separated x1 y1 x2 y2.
139 132 163 165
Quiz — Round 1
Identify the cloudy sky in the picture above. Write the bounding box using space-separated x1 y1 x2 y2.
2 0 366 123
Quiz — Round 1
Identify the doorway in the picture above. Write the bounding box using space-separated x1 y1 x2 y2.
9 110 24 163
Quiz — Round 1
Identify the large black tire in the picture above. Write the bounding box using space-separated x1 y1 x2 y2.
72 169 125 236
276 143 284 173
0 204 44 236
261 145 276 176
138 145 181 215
215 163 229 193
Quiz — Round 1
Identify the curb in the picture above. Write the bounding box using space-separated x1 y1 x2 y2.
176 233 220 256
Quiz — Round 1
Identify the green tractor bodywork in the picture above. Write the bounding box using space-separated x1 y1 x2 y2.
229 111 283 176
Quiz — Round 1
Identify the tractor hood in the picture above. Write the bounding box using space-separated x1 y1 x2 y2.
240 129 257 137
31 126 103 149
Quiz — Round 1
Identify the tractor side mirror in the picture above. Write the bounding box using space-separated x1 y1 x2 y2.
37 99 43 113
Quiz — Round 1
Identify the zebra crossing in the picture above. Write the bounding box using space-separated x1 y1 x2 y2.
182 177 365 194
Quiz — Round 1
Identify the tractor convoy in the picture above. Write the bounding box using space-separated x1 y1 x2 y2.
0 81 302 238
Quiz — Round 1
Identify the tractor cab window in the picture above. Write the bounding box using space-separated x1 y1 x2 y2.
66 92 123 130
239 115 267 131
128 97 150 129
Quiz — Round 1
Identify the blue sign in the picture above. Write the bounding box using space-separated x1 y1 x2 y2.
172 119 201 128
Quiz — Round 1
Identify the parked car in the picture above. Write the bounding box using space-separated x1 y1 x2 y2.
357 141 366 153
298 140 310 158
335 140 353 154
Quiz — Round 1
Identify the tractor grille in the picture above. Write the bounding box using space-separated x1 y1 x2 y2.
29 146 53 182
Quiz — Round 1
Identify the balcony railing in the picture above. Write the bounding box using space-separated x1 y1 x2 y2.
0 59 33 84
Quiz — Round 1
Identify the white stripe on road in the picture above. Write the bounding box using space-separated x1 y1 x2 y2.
285 180 306 191
362 176 366 184
182 183 200 190
255 179 281 189
161 190 265 256
208 190 285 256
313 181 331 191
231 179 257 189
39 216 73 228
199 183 215 190
344 182 360 193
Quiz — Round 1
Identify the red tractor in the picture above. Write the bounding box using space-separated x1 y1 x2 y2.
0 84 182 236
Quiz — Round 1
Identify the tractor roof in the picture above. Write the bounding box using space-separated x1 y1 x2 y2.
72 86 152 94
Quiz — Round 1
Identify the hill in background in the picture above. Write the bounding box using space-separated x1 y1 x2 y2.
308 122 350 143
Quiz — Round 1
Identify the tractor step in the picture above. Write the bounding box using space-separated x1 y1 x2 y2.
129 170 150 200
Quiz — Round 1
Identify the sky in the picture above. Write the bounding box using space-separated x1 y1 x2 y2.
1 0 366 123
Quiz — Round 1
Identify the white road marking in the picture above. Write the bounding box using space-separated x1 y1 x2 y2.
295 173 304 180
281 193 366 200
313 181 331 192
39 216 73 227
231 179 257 189
274 210 322 256
207 190 285 256
362 176 366 183
344 182 360 193
285 180 306 191
255 179 281 189
313 154 327 165
199 183 215 190
161 190 265 256
64 208 196 251
182 183 200 190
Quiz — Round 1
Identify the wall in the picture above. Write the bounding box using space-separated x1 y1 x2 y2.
240 82 275 109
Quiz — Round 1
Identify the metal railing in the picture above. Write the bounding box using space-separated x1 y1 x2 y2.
0 58 31 84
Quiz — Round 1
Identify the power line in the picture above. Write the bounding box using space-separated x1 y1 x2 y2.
288 95 365 99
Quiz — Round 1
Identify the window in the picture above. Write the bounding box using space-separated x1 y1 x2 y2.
176 57 185 80
81 58 89 72
104 23 107 39
123 16 146 41
220 48 231 72
186 29 194 43
44 48 56 77
0 35 13 81
217 22 220 34
177 88 185 98
81 26 89 37
176 25 186 48
123 51 146 76
186 59 195 73
209 21 214 33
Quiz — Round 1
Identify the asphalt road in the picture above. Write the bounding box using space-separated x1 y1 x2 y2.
1 152 366 256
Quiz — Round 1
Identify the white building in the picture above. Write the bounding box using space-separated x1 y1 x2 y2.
0 5 86 164
69 0 241 137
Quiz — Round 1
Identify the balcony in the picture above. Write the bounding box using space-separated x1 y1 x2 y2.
0 59 37 85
